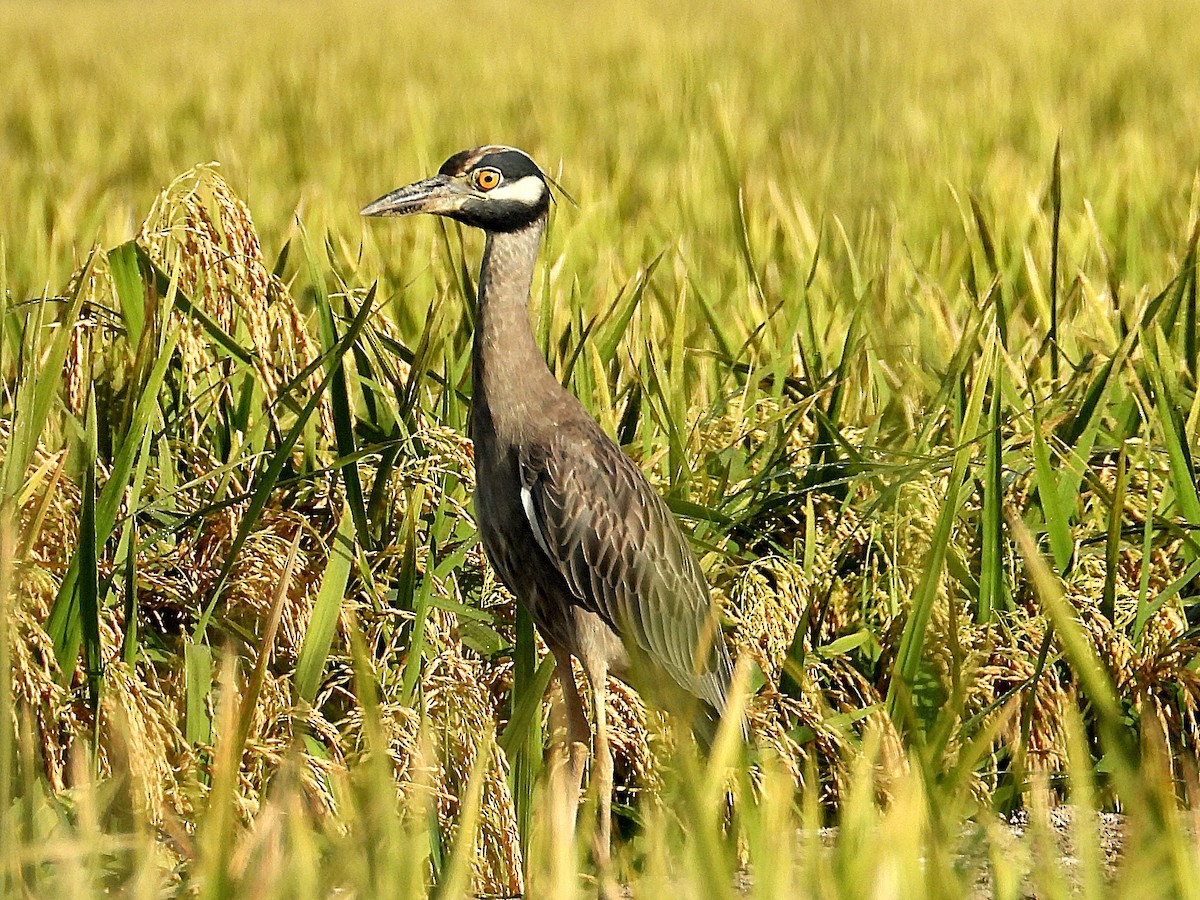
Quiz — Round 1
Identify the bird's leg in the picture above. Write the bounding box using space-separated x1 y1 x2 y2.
550 649 590 824
585 660 613 871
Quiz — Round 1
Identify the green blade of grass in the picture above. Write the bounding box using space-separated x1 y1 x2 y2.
640 343 690 492
888 328 996 727
1 253 91 509
1148 330 1200 524
691 276 741 365
398 489 462 707
108 241 146 348
1136 227 1198 344
184 639 213 746
293 501 356 706
666 283 690 488
1100 442 1127 621
1059 349 1122 447
392 482 422 615
78 387 102 719
317 292 373 551
970 194 1006 347
119 427 154 666
1049 333 1135 552
121 514 139 667
1186 222 1199 382
595 253 663 365
1132 556 1200 645
46 327 181 677
1048 136 1063 381
1009 515 1132 768
978 350 1006 622
400 291 451 428
308 225 373 551
1031 411 1074 571
499 610 553 860
498 633 554 761
193 285 375 640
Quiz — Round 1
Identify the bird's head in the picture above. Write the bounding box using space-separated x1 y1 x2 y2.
361 145 550 232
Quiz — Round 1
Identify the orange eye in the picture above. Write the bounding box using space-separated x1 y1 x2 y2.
474 168 502 190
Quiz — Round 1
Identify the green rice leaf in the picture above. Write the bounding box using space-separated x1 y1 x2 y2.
888 329 995 728
184 639 213 746
107 241 147 347
194 285 375 640
1148 330 1200 524
47 328 181 676
978 348 1007 622
1 252 90 508
1031 411 1073 571
1048 136 1063 381
78 387 102 717
294 501 356 706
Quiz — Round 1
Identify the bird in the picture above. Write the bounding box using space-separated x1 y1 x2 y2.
362 145 738 854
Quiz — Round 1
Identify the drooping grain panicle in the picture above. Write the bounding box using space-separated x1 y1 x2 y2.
137 163 332 439
3 0 1200 894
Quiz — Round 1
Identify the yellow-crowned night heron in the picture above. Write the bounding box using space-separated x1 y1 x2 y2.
362 146 737 850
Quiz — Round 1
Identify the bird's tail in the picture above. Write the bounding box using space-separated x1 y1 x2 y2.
691 700 750 755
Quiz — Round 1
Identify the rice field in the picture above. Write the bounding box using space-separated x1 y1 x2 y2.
3 0 1200 896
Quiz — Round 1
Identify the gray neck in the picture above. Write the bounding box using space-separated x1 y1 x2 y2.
472 214 561 444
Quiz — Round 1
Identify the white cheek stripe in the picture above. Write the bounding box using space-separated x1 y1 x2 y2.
490 175 547 206
521 485 553 558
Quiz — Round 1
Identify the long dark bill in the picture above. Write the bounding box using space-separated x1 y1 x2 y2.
360 175 460 217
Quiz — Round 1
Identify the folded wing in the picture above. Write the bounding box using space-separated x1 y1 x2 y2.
519 419 732 712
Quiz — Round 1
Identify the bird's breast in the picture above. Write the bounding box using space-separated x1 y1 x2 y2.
471 442 536 591
470 434 620 659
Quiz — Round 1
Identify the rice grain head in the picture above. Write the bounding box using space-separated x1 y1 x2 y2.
137 163 330 435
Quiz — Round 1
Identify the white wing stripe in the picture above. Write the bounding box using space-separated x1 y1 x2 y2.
520 485 553 559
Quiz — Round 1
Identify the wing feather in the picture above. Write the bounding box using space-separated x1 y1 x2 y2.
520 419 732 710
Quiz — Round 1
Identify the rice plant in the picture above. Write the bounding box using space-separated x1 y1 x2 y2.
2 0 1200 896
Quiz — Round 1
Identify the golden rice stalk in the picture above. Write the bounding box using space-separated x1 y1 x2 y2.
99 660 194 823
235 671 342 822
223 511 324 668
4 427 85 792
425 646 524 897
602 675 657 803
728 548 875 801
334 696 426 804
1080 599 1200 775
6 597 79 793
137 163 330 435
364 424 477 538
732 555 809 683
60 256 126 417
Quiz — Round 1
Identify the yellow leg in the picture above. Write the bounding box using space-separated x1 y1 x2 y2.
557 652 590 798
548 648 590 832
586 660 613 871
